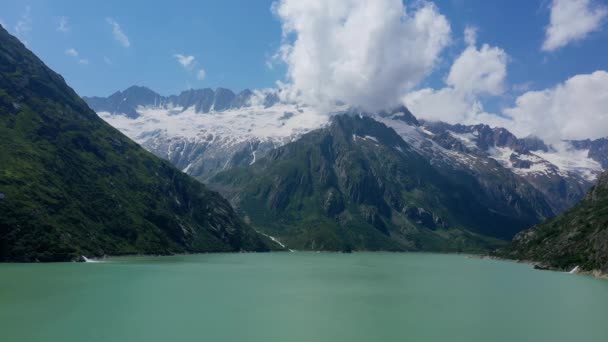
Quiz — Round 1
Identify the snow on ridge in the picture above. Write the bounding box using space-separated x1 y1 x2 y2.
448 131 478 149
487 144 602 181
488 146 552 176
98 103 331 148
99 106 603 182
535 144 602 181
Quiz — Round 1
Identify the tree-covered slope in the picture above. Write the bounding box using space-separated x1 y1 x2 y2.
211 114 550 252
0 25 269 262
499 170 608 273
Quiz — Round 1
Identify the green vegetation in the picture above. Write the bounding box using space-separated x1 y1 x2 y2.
499 171 608 272
210 114 549 253
0 26 269 262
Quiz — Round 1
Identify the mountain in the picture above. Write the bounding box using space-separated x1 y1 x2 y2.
86 86 605 205
83 86 279 119
86 85 608 251
499 170 608 274
0 25 269 262
209 113 556 252
413 121 596 213
84 87 317 180
570 138 608 169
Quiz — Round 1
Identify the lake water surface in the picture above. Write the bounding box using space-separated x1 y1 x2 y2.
1 252 607 342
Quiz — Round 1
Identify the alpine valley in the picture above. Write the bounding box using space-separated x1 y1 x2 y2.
85 86 608 253
0 26 270 262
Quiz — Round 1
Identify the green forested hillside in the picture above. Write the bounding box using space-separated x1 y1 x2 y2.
211 114 549 252
500 171 608 273
0 25 269 261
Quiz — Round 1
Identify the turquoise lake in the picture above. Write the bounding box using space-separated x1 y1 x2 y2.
1 252 607 342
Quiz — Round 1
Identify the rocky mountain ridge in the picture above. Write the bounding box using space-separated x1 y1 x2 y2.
84 86 278 119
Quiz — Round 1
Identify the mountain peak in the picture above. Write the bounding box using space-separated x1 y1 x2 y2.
84 86 260 116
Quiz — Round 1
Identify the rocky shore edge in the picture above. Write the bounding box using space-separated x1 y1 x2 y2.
473 255 608 280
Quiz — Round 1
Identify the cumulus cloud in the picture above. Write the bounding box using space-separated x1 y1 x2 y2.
65 48 78 57
503 71 608 143
272 0 451 111
404 28 508 123
542 0 607 51
447 44 508 96
196 69 206 80
173 54 196 69
57 16 69 33
106 18 130 48
173 54 206 81
65 48 89 65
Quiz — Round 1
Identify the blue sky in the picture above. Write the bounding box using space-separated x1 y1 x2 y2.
1 0 606 98
1 0 608 143
1 0 286 96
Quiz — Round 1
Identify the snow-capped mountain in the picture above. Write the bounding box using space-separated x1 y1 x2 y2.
375 112 601 213
84 86 606 214
84 86 332 180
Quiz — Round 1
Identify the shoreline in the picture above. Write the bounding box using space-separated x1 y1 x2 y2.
5 251 608 281
476 255 608 281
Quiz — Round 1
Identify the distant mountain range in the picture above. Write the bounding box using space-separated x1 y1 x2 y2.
84 86 279 119
85 86 608 252
0 26 270 262
85 86 606 212
3 21 607 263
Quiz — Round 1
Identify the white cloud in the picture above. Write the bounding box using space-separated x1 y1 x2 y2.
14 6 32 41
172 54 206 80
447 43 508 96
106 18 130 48
464 25 477 46
272 0 451 111
404 28 508 123
512 82 533 93
65 48 79 57
503 70 608 143
542 0 607 51
57 16 69 33
65 48 89 65
173 54 196 69
196 69 206 80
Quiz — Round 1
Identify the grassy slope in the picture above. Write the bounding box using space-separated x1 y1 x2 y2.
211 115 518 253
499 171 608 272
0 25 269 261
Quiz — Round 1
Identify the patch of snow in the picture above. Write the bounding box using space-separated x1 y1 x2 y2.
98 103 330 149
487 147 553 176
535 143 602 181
448 131 478 149
420 127 435 136
182 162 194 174
363 135 378 143
256 230 293 252
250 151 257 165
